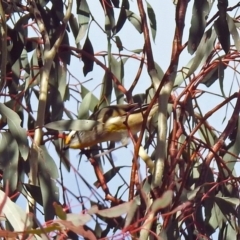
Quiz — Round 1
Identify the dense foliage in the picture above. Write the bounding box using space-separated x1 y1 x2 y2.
0 0 240 239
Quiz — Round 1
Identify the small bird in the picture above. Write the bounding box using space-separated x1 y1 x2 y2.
64 103 158 149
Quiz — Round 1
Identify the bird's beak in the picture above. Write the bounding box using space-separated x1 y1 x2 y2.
63 136 70 150
63 131 76 150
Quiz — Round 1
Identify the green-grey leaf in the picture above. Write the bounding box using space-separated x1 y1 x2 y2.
124 197 139 228
99 71 113 108
226 14 240 51
174 57 194 88
151 190 173 211
20 49 30 74
23 184 43 206
111 55 124 104
76 0 90 44
45 119 99 131
0 103 28 160
38 146 59 221
201 56 227 87
113 0 129 34
103 1 115 35
222 116 240 177
0 190 33 232
66 212 92 225
131 49 143 54
93 166 125 188
115 36 123 51
216 197 240 206
205 200 223 234
218 61 226 97
125 10 142 34
0 133 19 195
69 14 79 40
154 62 164 82
98 201 133 217
82 36 94 76
48 85 64 121
214 17 230 54
57 63 67 101
78 91 99 119
188 0 209 54
146 1 157 42
187 27 216 78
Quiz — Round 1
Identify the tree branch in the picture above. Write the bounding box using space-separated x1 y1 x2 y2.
28 0 73 213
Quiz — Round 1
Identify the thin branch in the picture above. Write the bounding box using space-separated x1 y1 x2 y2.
27 0 73 216
151 0 189 193
200 90 240 182
137 0 155 72
29 0 73 180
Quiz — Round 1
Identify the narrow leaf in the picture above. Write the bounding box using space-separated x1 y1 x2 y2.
0 103 29 160
151 190 173 211
0 190 33 231
110 55 124 103
78 91 99 119
115 36 123 51
99 71 113 108
53 202 67 220
214 0 230 54
188 0 209 54
0 133 19 195
146 1 157 42
93 166 125 188
98 201 133 218
125 10 142 33
226 14 240 51
218 61 226 97
187 27 216 78
113 0 129 34
76 0 90 44
45 119 98 131
38 146 59 221
82 36 94 76
214 17 230 54
222 117 240 177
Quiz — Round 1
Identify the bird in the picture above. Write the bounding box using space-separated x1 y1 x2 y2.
64 103 158 149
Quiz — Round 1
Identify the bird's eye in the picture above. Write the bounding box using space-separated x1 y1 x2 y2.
71 131 85 141
71 133 76 139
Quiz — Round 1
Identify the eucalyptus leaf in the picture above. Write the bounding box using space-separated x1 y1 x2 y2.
99 71 113 108
0 133 19 196
0 103 28 160
45 119 99 131
78 91 99 119
82 36 94 76
113 0 129 34
188 0 209 54
214 17 230 54
222 117 240 177
111 55 124 104
0 190 33 232
187 27 217 78
38 146 59 221
226 14 240 51
125 10 142 33
146 1 157 42
76 0 90 44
